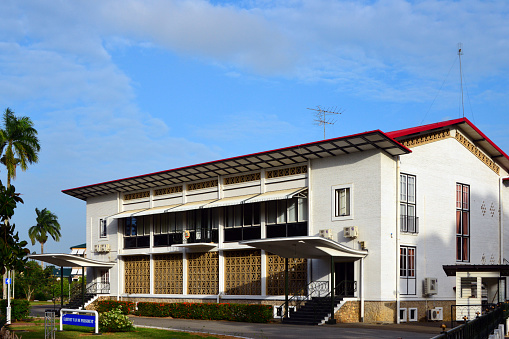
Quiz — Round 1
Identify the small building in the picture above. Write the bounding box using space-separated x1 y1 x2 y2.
62 117 509 323
69 243 87 281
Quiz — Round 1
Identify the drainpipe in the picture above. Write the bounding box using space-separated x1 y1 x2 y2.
360 257 365 322
396 156 401 324
499 177 503 264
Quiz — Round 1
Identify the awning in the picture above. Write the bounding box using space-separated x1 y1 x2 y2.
203 194 259 208
443 264 509 277
109 208 148 219
132 204 182 216
168 199 217 212
29 254 115 268
244 188 307 204
173 243 217 251
241 236 368 259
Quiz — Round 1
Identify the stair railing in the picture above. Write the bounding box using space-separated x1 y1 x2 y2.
277 280 329 322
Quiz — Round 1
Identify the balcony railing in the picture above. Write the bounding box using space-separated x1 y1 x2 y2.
400 215 419 233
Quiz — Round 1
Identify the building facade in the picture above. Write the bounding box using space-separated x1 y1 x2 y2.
63 118 509 323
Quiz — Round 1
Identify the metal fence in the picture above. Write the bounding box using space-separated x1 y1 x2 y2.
431 303 508 339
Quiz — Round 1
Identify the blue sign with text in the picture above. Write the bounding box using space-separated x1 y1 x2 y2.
62 314 95 327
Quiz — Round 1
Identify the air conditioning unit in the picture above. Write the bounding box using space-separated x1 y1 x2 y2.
424 277 438 295
434 307 443 321
319 229 334 240
343 226 358 238
427 307 443 321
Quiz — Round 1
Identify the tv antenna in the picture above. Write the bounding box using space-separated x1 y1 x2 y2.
458 43 464 117
308 106 343 139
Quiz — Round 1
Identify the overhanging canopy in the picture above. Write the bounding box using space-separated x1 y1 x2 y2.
203 193 259 208
443 264 509 277
109 208 148 219
241 236 368 259
63 130 410 201
133 203 182 216
168 199 217 212
29 254 115 268
244 188 307 204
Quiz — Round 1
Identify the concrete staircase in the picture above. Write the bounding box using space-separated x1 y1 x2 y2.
282 296 343 325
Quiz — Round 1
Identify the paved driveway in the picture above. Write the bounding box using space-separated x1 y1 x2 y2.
130 316 438 339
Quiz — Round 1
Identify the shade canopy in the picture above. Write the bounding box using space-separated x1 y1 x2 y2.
443 264 509 277
29 254 115 268
241 236 368 259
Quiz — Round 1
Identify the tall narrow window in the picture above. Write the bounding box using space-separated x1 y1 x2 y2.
335 188 350 217
456 183 470 262
400 174 417 233
99 218 107 238
400 246 416 295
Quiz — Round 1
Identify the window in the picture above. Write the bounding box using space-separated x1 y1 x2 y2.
153 212 185 247
186 208 219 243
332 184 353 220
122 216 150 248
456 183 470 262
266 198 308 238
400 174 417 233
460 277 477 298
99 218 107 238
400 246 416 295
224 203 261 242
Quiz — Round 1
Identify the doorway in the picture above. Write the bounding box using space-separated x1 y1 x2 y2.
335 262 355 297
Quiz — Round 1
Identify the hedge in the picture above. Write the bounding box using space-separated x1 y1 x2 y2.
0 299 30 321
96 300 135 315
136 302 273 323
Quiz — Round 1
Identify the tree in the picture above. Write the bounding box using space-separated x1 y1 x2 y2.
0 107 40 299
0 181 28 275
0 107 40 187
28 208 61 267
15 260 52 301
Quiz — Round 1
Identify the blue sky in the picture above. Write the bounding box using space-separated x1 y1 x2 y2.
0 0 508 254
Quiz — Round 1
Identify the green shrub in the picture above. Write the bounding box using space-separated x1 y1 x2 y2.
136 302 272 323
96 300 134 314
99 307 134 332
0 299 30 321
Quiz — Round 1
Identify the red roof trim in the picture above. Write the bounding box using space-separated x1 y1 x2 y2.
387 117 509 169
386 118 466 139
503 177 509 182
62 130 410 193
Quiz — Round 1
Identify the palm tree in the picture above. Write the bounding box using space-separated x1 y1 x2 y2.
0 107 41 187
28 208 61 268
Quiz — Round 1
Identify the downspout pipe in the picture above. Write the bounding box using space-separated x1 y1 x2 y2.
396 156 401 324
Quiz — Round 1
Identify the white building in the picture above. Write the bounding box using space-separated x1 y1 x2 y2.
62 118 509 323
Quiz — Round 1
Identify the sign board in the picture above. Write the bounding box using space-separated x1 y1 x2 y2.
62 314 96 328
5 278 10 284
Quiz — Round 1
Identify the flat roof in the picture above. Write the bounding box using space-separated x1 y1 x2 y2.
387 117 509 172
62 130 410 201
29 254 115 268
443 264 509 276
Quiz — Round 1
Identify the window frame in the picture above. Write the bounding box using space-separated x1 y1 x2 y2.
400 245 416 295
400 174 418 233
99 218 107 238
456 183 470 262
331 184 353 221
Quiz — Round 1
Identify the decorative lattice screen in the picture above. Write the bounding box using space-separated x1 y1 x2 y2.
154 254 183 294
266 254 307 296
187 252 219 294
224 250 261 295
124 255 150 294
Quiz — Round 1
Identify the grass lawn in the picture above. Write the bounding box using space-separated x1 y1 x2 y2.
7 321 234 338
29 300 55 306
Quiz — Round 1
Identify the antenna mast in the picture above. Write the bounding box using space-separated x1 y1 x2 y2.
458 43 465 117
308 106 343 139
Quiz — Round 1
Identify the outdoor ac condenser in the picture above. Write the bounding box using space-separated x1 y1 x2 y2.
343 226 358 238
424 277 438 295
319 229 334 240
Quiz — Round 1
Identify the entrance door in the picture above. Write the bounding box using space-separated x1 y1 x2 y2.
100 270 110 293
335 262 354 297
